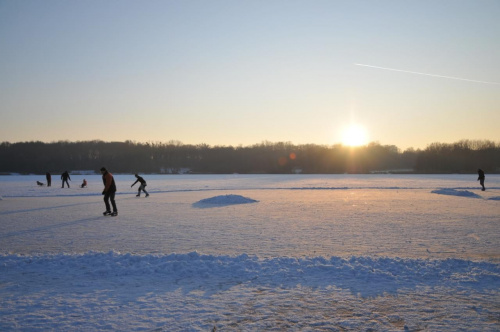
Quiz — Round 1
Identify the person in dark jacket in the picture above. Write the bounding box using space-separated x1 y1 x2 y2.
131 174 149 197
100 167 118 216
61 171 71 188
46 172 52 187
477 169 486 191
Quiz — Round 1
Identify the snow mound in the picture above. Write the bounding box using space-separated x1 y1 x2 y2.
431 189 482 198
193 194 258 207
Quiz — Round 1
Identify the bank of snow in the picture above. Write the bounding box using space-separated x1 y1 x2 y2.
1 252 499 331
2 252 498 296
193 194 258 208
432 188 482 198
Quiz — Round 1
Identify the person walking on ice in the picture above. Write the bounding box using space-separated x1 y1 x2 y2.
131 174 149 197
477 169 486 191
61 171 71 188
100 167 118 216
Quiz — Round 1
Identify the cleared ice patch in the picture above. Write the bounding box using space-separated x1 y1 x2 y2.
488 196 500 201
431 188 482 198
193 194 258 208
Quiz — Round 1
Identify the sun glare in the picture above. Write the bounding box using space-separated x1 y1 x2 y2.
341 124 369 147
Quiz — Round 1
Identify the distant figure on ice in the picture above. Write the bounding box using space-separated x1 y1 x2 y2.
101 167 118 216
46 172 51 187
36 181 44 186
131 174 149 197
61 171 71 188
477 169 485 191
80 179 87 188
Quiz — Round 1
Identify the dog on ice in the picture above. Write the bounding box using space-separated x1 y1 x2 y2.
36 181 44 186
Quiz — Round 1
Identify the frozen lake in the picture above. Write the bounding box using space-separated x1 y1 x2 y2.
1 174 499 331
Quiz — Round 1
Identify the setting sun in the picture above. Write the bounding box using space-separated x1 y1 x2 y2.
341 124 369 147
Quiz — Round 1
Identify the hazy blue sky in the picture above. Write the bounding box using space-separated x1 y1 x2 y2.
1 0 499 149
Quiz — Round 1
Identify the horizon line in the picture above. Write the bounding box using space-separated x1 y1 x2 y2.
1 138 499 150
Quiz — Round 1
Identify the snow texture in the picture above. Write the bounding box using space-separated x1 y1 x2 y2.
0 174 499 331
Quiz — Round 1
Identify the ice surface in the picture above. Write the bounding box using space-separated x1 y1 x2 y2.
0 174 499 331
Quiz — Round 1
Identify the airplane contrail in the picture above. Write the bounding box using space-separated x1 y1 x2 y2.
354 63 500 85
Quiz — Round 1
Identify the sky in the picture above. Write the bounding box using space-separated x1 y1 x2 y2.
1 0 499 150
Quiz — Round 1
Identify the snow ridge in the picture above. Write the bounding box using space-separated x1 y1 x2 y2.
1 252 498 298
431 188 483 198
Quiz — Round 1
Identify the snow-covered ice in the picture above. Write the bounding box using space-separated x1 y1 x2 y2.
1 174 499 331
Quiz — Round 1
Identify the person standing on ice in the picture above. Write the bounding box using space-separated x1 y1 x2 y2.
61 171 71 188
46 172 51 187
131 174 149 197
100 167 118 216
477 169 486 191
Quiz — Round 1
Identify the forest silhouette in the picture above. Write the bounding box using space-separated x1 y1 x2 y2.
0 139 498 174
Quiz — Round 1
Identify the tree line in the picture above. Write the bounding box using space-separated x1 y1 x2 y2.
0 139 498 174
